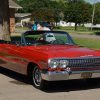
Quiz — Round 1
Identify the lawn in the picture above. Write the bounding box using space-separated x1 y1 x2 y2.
73 37 100 49
54 26 100 35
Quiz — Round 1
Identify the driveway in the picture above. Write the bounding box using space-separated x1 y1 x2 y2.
70 34 100 39
0 67 100 100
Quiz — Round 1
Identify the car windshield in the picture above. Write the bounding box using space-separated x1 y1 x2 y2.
22 31 75 46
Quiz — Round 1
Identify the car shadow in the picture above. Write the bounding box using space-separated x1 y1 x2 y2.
44 78 100 93
0 67 31 85
0 67 100 92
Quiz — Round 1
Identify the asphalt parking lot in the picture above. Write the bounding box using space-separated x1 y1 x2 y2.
0 67 100 100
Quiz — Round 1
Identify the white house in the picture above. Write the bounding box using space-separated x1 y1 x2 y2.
84 23 100 29
15 13 32 27
57 21 75 27
57 20 100 28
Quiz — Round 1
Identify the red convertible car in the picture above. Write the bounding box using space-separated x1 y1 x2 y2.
0 30 100 90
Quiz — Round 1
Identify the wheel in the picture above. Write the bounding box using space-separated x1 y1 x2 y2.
31 66 48 90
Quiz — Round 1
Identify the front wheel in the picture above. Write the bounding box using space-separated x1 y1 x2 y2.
32 66 48 90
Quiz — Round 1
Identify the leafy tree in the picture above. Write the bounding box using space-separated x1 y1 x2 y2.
16 0 66 24
31 8 54 22
17 0 52 13
17 0 93 29
93 2 100 24
64 0 92 30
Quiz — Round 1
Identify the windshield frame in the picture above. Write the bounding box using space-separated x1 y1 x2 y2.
21 30 76 46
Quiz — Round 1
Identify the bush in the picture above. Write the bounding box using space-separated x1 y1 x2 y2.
54 26 61 29
94 32 100 35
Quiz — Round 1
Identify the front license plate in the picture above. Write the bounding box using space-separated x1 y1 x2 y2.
81 72 92 78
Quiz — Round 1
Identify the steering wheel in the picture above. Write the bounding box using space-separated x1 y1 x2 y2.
51 39 65 44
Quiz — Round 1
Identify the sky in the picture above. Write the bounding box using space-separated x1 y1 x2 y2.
85 0 100 4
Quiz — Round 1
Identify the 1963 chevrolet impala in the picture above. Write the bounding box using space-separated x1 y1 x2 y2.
0 30 100 90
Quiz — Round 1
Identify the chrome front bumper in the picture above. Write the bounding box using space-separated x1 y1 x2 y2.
41 70 100 81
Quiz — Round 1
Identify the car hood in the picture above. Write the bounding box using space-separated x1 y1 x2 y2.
25 45 100 58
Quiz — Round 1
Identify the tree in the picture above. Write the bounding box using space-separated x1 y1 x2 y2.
16 0 51 13
0 0 10 41
16 0 66 24
52 0 67 25
93 2 100 24
31 8 54 22
64 0 92 30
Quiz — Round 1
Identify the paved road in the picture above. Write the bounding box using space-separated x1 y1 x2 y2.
70 34 100 39
0 67 100 100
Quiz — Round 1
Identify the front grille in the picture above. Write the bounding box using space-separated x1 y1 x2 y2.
67 57 100 68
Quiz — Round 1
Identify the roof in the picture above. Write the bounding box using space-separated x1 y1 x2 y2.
9 0 22 9
15 13 31 18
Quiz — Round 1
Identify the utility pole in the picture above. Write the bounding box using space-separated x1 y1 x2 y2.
91 0 96 31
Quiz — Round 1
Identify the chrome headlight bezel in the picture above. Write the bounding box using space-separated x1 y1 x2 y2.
59 60 69 68
48 59 59 69
48 58 69 69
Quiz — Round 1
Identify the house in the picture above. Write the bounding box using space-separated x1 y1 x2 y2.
84 23 100 29
9 0 22 33
57 20 75 27
15 13 32 27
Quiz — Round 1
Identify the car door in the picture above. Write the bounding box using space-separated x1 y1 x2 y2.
3 42 29 75
0 42 9 67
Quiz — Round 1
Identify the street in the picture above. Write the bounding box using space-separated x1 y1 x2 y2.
0 67 100 100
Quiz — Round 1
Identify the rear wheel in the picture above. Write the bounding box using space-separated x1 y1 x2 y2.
32 66 48 90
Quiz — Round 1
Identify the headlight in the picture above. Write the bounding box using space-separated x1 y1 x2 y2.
48 59 69 69
59 60 69 68
49 60 59 68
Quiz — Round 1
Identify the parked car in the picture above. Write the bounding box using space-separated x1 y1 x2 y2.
0 30 100 90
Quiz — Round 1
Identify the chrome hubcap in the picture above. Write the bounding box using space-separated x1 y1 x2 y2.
33 67 41 86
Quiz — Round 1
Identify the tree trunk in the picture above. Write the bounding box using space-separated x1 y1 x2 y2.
0 0 11 41
55 21 57 26
75 22 77 31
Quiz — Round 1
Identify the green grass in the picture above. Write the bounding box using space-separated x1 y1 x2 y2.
16 26 100 35
73 37 100 49
54 26 100 35
16 27 29 30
